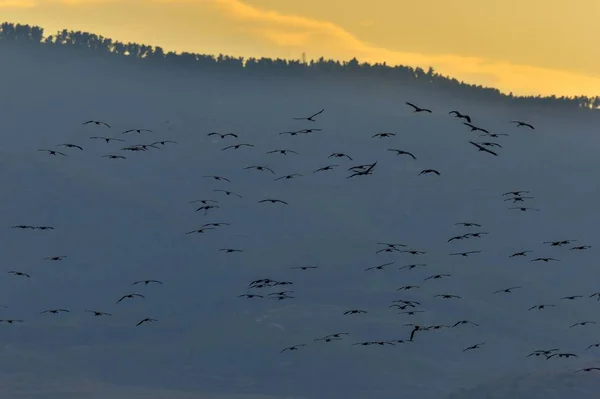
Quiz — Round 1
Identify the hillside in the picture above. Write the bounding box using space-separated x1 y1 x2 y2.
2 21 600 113
1 23 600 399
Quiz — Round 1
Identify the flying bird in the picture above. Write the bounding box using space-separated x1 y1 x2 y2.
117 293 145 304
132 280 163 285
8 271 30 278
203 175 231 183
372 132 396 138
214 189 242 197
570 321 596 328
39 149 66 156
208 132 238 139
510 121 535 129
401 249 427 255
571 245 592 250
313 164 339 173
281 344 307 353
453 320 479 328
219 248 243 253
347 162 377 178
90 136 124 143
238 294 263 299
510 251 532 258
267 149 299 155
449 110 471 123
123 129 152 134
424 274 451 281
41 309 70 314
419 169 440 176
290 266 319 270
450 250 481 257
546 353 577 359
222 144 254 151
136 318 158 326
575 367 600 373
503 191 530 196
528 304 556 310
493 286 522 294
83 120 110 127
387 149 416 159
259 199 288 205
469 141 498 156
343 309 367 315
455 222 481 227
405 102 432 113
504 196 534 203
44 256 66 261
58 144 83 150
463 343 485 352
150 140 178 146
434 294 462 299
244 165 275 174
329 153 353 160
463 123 489 133
293 108 324 122
527 349 559 357
365 262 394 271
85 310 111 316
102 155 126 159
275 174 302 181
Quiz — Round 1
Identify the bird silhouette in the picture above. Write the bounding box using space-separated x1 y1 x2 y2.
136 318 158 326
85 310 111 316
493 286 522 294
449 110 471 123
83 120 110 127
222 144 254 151
117 293 145 304
419 169 440 176
293 108 324 122
90 136 124 143
39 149 67 156
406 102 432 113
132 279 163 285
387 149 416 159
281 344 307 353
102 155 126 159
469 141 498 156
58 143 83 150
510 120 535 129
208 132 238 139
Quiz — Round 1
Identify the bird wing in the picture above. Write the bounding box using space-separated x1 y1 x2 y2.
309 108 324 118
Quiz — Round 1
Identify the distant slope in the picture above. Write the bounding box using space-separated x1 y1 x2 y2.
1 21 600 112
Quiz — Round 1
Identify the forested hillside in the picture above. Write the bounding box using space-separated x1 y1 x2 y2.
1 21 599 113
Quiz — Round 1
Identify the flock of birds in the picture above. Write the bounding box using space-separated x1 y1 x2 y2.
10 101 600 378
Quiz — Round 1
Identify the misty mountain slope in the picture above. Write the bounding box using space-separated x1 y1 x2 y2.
1 44 600 399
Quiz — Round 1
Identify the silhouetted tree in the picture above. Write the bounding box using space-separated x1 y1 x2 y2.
0 21 599 112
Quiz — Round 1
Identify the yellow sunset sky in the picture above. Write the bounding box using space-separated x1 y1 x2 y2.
2 0 600 97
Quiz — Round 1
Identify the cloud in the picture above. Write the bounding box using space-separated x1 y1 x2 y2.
0 0 36 8
157 0 600 97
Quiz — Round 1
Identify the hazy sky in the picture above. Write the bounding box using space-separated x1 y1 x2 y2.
3 0 600 96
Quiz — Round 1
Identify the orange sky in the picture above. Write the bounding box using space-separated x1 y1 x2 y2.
2 0 600 97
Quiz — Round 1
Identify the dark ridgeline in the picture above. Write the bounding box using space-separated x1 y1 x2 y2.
1 21 600 113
